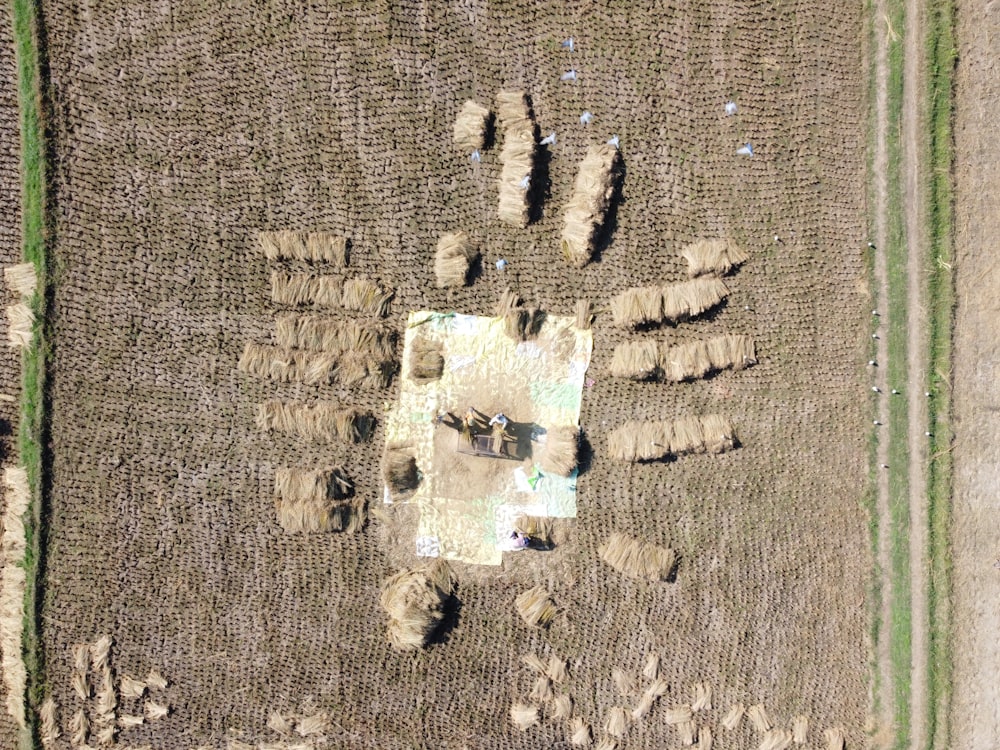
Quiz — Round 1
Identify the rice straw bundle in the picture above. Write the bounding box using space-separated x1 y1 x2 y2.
630 690 655 721
823 728 845 750
237 343 337 385
94 722 116 746
680 239 749 278
612 668 635 698
274 467 359 533
72 671 89 700
510 702 539 731
496 91 536 227
73 642 89 673
758 729 793 750
595 738 618 750
691 681 712 711
274 314 396 358
434 231 479 288
1 466 30 726
551 693 573 720
6 302 33 348
609 340 660 380
145 668 168 690
119 674 146 700
663 705 693 725
607 415 736 462
529 676 553 704
569 717 591 745
696 725 713 750
704 333 757 372
269 271 343 307
660 339 713 382
383 448 419 494
408 338 445 383
792 715 808 743
661 278 730 322
515 586 556 627
40 697 59 748
268 710 293 736
604 707 628 738
677 720 697 746
722 703 745 730
537 425 579 477
575 299 594 329
561 144 621 267
496 90 532 132
521 654 547 674
70 709 89 747
342 277 393 317
295 711 328 736
95 664 116 717
259 231 348 264
609 286 663 328
257 402 373 443
118 714 144 728
599 532 677 581
453 100 491 151
546 655 568 683
514 515 553 547
144 700 169 721
380 561 455 651
747 704 772 732
4 263 37 297
642 653 660 680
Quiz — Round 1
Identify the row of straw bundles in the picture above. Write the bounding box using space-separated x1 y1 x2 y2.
4 263 37 349
599 532 677 581
561 144 621 268
380 562 455 651
1 467 29 726
259 231 348 265
90 634 117 745
434 231 479 288
453 100 490 152
274 314 397 359
238 343 394 388
496 91 535 227
680 238 749 278
274 468 357 533
610 334 756 381
607 414 736 462
536 425 580 477
270 272 393 317
256 401 373 443
610 277 730 328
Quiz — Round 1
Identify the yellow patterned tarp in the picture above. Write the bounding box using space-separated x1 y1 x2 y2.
384 310 593 565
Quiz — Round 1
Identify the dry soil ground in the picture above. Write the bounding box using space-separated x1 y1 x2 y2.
950 0 1000 746
29 2 872 748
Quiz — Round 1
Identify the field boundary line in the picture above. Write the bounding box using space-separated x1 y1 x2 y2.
11 0 52 748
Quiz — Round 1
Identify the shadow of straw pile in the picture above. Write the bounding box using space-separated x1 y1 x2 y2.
607 414 737 462
610 334 757 382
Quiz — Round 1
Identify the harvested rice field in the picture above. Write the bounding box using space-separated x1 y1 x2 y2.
17 1 873 748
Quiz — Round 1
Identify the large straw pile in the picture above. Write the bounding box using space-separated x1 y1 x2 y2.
434 231 479 288
237 343 393 388
496 289 544 341
561 144 621 267
680 238 749 278
6 302 33 349
4 263 37 297
453 100 490 152
607 415 737 462
610 334 756 381
537 425 580 477
599 532 677 581
259 231 348 264
383 448 420 495
270 272 393 316
274 468 358 533
274 314 396 359
408 338 444 383
256 401 373 443
379 561 455 651
496 90 536 227
514 586 557 627
610 278 730 328
1 467 29 726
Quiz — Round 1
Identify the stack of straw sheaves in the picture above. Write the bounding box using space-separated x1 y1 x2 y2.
561 144 621 268
680 238 749 278
270 272 393 317
607 415 736 462
256 401 372 443
496 90 536 227
434 231 479 288
380 562 455 651
610 277 730 328
259 231 348 265
452 100 490 152
237 342 393 388
273 468 358 533
610 334 756 381
4 263 37 348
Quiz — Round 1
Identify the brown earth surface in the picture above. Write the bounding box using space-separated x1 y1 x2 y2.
37 2 871 748
950 0 1000 747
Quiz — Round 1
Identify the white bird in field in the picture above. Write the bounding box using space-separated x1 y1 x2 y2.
925 391 932 397
925 431 932 437
579 111 594 125
470 149 481 163
891 389 900 394
607 134 620 149
519 175 531 189
874 420 882 426
725 100 738 116
539 132 556 146
872 386 881 393
881 464 889 469
868 360 877 366
872 333 879 339
868 241 876 249
561 37 575 52
872 310 879 316
561 69 577 82
737 143 754 157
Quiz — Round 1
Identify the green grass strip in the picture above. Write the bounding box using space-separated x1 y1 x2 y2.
11 0 50 747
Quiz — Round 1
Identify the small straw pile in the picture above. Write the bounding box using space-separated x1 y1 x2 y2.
6 302 33 348
823 728 845 750
496 91 536 227
383 448 420 494
90 635 116 745
238 343 392 388
604 706 628 738
342 277 394 317
259 231 348 264
691 682 712 711
379 561 455 651
453 100 491 152
569 717 591 745
599 532 676 581
612 335 756 382
677 720 697 745
561 144 621 267
273 467 359 533
680 239 749 278
792 715 808 744
510 703 539 731
4 263 37 297
269 271 342 307
722 703 745 730
747 704 772 732
758 729 793 750
434 231 479 288
496 289 544 341
274 314 396 359
697 725 713 750
408 338 445 383
610 278 730 328
515 586 556 627
537 425 579 477
256 401 373 443
40 697 59 748
1 466 30 726
607 415 737 462
575 299 594 329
